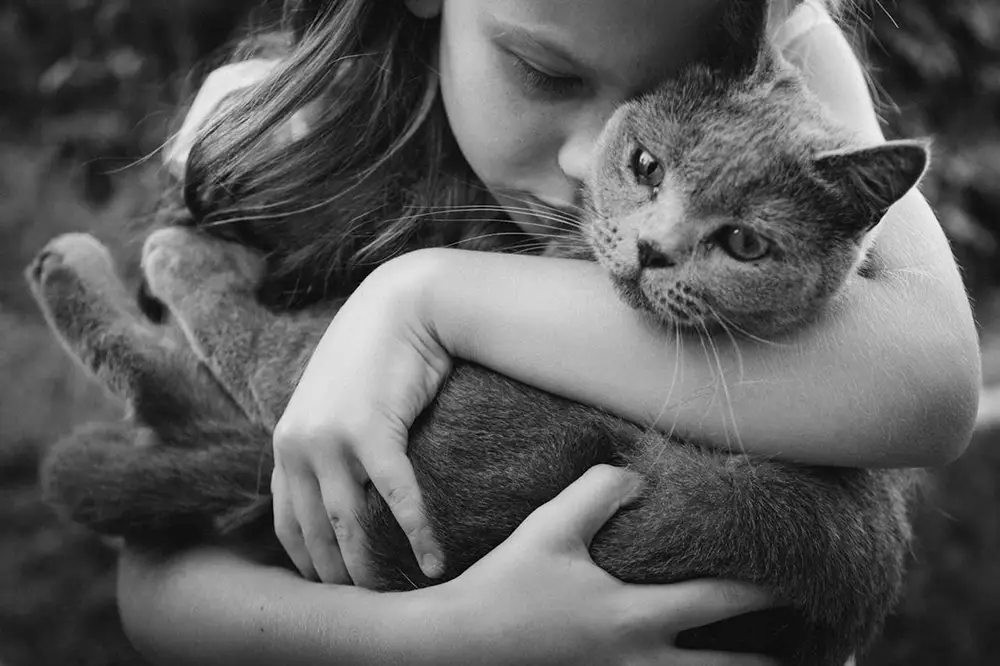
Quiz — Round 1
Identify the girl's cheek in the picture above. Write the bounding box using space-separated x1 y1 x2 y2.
443 49 556 184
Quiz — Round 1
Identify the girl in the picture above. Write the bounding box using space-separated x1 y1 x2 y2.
119 0 981 664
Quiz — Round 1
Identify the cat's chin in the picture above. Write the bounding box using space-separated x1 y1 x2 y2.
610 273 649 312
610 274 704 331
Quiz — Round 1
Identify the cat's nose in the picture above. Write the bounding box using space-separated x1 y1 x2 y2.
637 239 675 269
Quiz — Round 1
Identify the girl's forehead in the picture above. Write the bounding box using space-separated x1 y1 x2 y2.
484 0 725 88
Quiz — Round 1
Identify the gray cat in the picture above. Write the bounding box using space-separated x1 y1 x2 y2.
27 2 928 664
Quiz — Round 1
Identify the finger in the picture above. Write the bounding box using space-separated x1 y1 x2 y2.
271 466 318 581
318 471 375 588
289 473 350 585
361 448 442 578
638 579 774 633
521 464 643 548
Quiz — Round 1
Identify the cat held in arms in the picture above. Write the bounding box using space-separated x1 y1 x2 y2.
27 1 929 663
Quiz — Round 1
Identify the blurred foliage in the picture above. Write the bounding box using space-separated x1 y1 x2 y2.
865 0 1000 299
0 1 998 666
0 0 270 162
0 0 997 289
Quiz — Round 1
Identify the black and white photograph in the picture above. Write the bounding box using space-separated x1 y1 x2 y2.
1 1 998 664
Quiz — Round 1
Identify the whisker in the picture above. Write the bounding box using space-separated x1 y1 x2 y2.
703 305 745 385
710 307 790 349
702 320 746 457
695 327 723 433
648 320 684 438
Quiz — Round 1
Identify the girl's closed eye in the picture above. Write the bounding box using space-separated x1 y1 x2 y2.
505 51 586 99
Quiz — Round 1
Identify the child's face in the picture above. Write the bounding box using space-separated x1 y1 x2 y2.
426 0 723 234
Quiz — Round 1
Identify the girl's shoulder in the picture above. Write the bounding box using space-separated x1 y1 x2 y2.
164 59 311 179
770 0 838 51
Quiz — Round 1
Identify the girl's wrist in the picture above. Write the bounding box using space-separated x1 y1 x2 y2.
368 248 470 356
388 582 491 665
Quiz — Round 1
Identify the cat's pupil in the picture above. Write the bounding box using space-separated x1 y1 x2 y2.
719 225 770 261
631 147 664 189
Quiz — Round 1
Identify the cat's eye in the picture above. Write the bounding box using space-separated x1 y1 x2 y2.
716 225 771 261
630 147 664 189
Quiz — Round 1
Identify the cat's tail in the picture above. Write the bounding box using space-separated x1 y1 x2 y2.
40 419 274 547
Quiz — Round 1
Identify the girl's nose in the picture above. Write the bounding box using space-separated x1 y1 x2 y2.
557 124 599 185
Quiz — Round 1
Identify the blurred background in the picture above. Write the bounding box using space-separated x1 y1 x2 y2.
0 1 998 664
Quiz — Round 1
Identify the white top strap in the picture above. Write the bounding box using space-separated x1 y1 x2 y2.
772 0 837 50
163 59 281 179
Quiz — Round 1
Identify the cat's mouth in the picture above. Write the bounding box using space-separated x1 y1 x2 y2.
611 273 710 330
589 221 713 330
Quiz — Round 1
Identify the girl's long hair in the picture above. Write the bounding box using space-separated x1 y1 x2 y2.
175 0 859 307
181 0 508 306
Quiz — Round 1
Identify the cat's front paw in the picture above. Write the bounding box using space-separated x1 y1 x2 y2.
27 233 113 287
142 227 266 305
25 233 129 318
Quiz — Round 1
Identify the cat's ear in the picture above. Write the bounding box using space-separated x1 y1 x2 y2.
814 139 930 232
709 0 770 78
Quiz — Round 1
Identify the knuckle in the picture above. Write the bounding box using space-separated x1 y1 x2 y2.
271 416 305 453
719 581 761 610
302 525 338 554
274 521 301 551
272 416 343 458
721 582 741 604
609 593 648 636
401 517 430 544
327 511 353 543
383 483 414 510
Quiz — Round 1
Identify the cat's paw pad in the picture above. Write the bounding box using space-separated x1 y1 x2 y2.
25 234 132 341
25 233 118 301
142 227 266 303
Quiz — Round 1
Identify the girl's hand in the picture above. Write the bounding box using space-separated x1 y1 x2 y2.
424 464 777 666
116 466 777 665
272 256 449 586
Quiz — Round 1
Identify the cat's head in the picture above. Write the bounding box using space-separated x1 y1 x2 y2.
585 71 929 337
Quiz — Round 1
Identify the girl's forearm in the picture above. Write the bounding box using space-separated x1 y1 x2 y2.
393 242 974 469
117 546 463 666
387 13 981 471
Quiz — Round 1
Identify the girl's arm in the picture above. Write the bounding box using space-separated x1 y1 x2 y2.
118 545 425 665
117 466 776 666
396 23 980 469
268 10 977 581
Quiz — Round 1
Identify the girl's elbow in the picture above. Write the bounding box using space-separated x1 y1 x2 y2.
116 546 209 666
904 333 981 467
116 550 165 662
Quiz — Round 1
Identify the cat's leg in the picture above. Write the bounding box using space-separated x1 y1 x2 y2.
27 234 272 543
25 233 241 429
41 419 275 541
141 227 327 429
27 233 148 401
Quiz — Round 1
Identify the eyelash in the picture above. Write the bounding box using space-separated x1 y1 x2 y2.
509 54 583 97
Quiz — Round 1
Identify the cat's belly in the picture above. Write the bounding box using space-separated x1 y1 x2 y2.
359 361 914 666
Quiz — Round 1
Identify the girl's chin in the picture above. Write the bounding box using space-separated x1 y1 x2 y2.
492 192 579 238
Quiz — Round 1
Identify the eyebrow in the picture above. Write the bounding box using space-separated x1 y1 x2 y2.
487 17 597 78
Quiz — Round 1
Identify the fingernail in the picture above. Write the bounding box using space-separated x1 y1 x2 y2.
421 553 444 578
